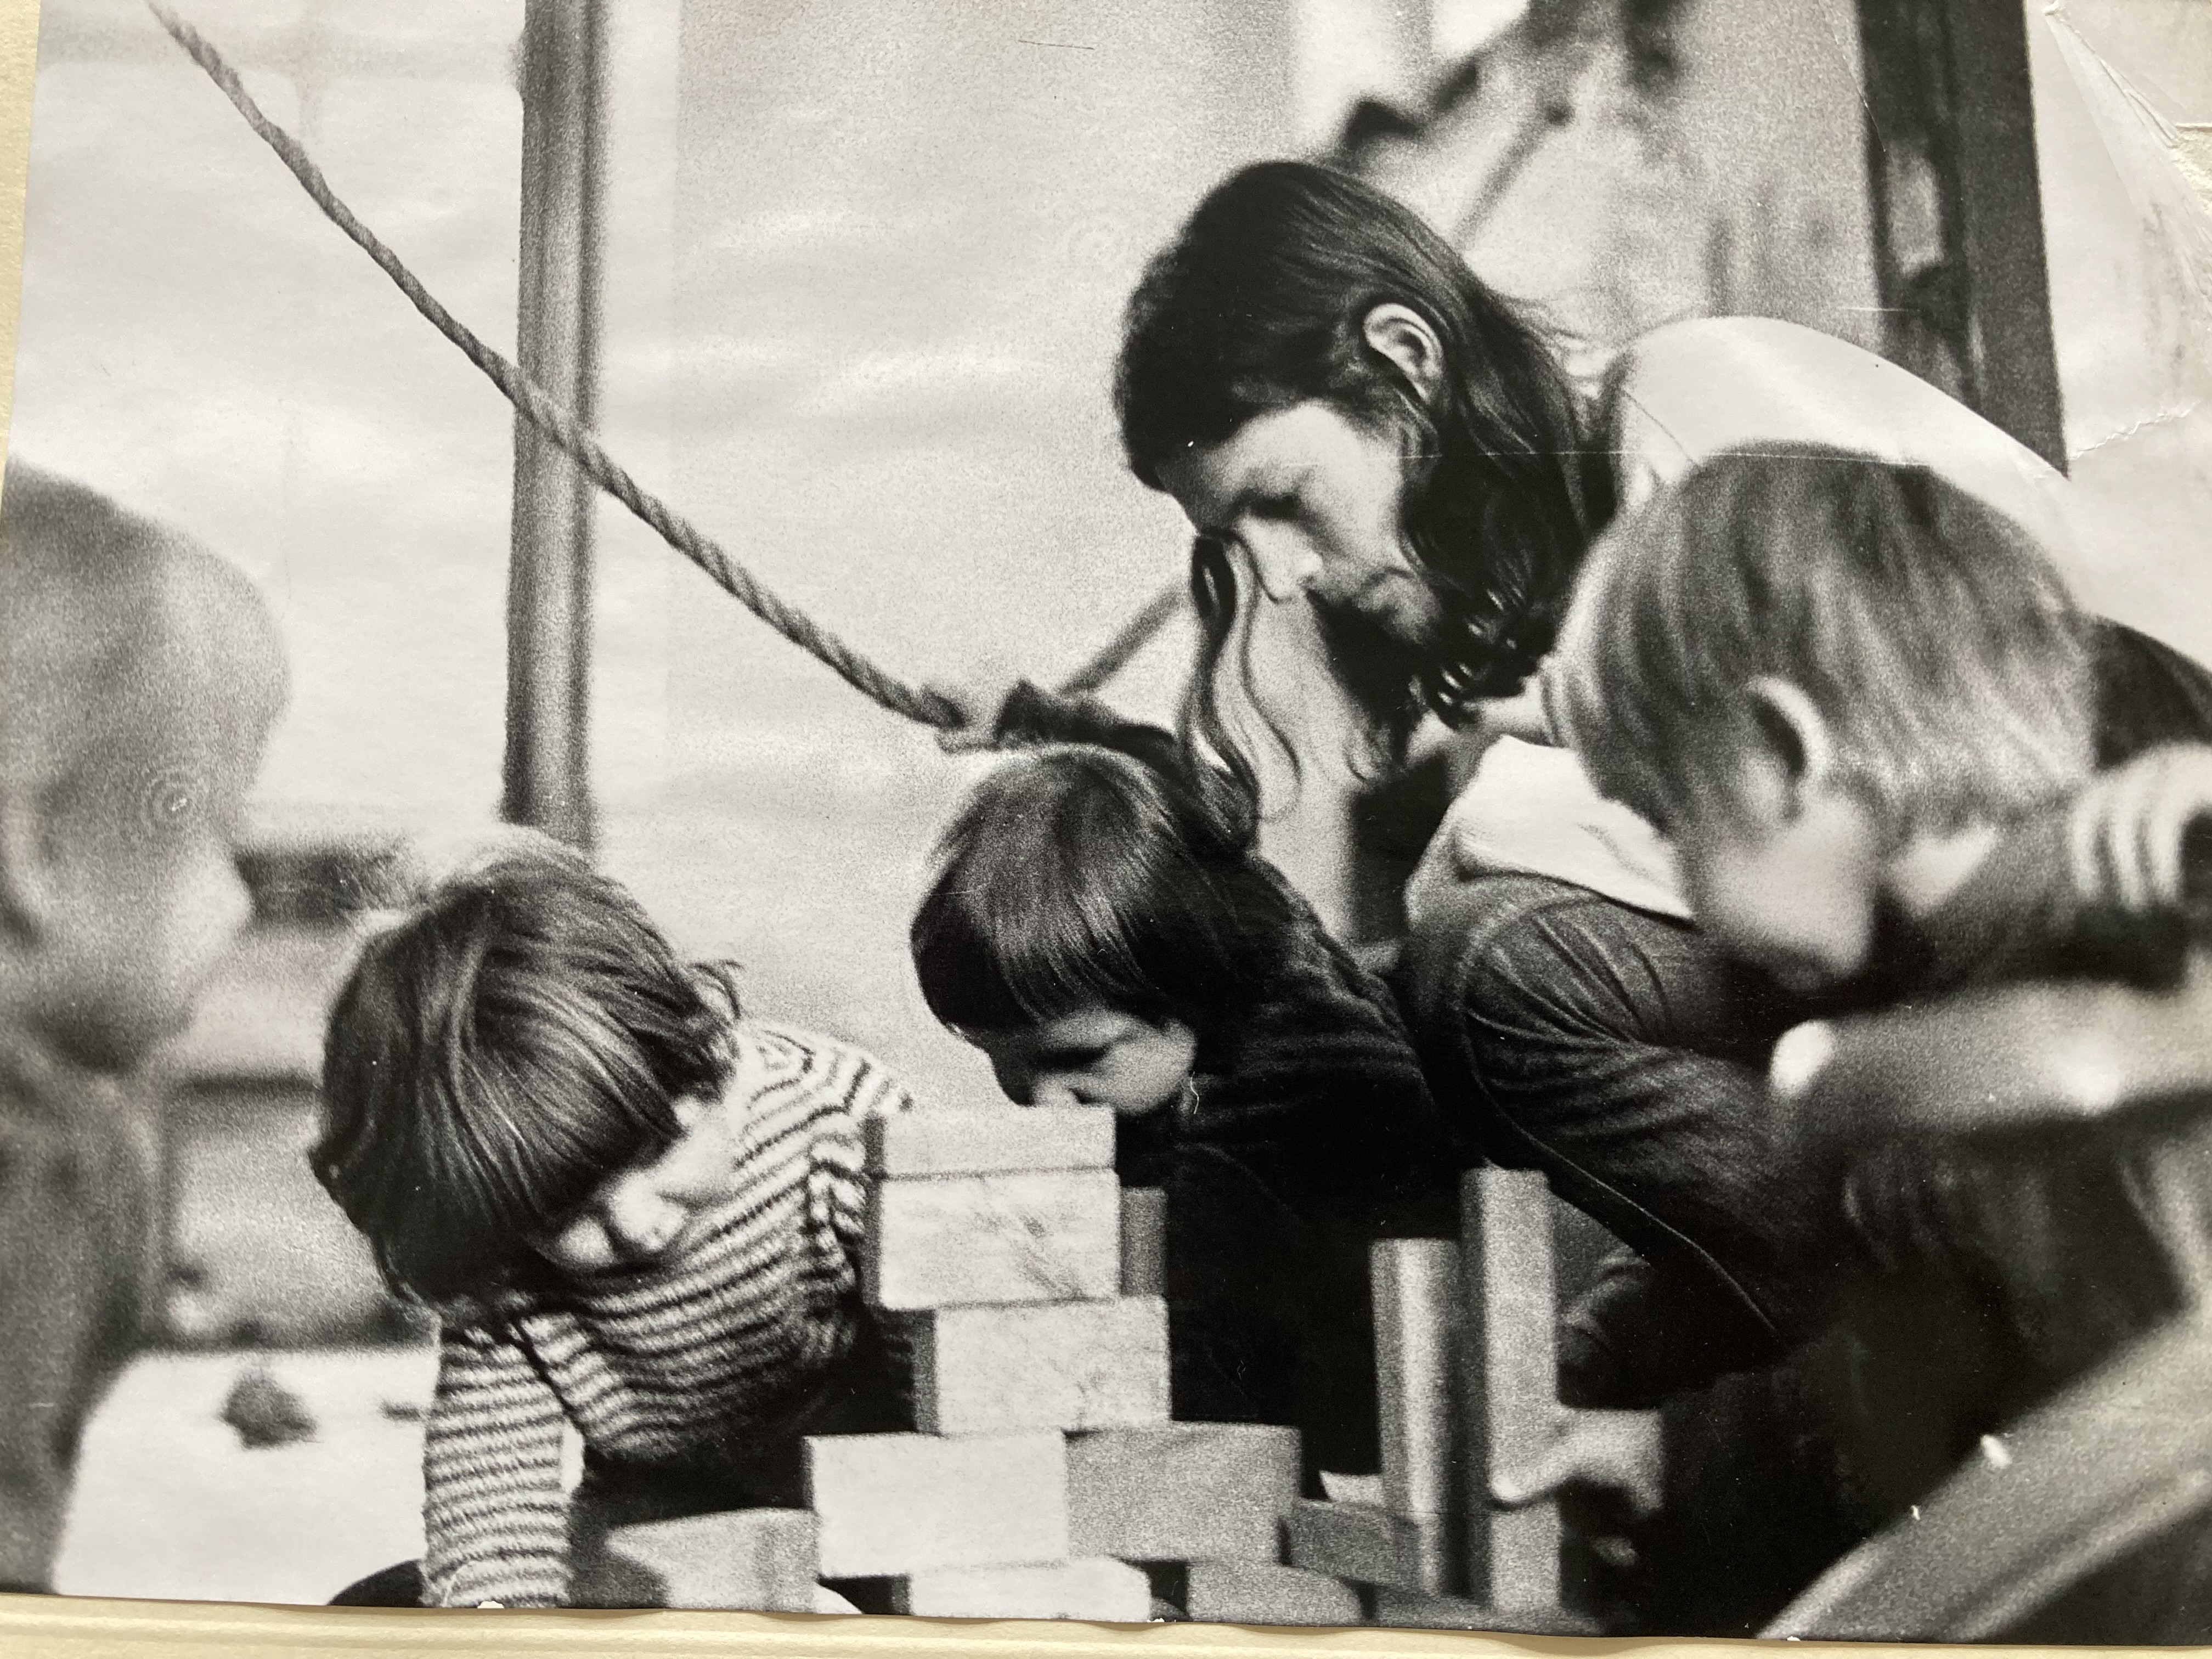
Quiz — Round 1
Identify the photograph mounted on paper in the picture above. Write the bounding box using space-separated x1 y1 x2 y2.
5 0 2212 1643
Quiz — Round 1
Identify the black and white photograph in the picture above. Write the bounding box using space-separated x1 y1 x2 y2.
3 0 2211 1645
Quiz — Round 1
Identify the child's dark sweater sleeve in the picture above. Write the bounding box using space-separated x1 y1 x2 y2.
421 1322 570 1607
1188 874 1455 1217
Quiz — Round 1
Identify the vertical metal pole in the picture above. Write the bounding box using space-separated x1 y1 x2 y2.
504 0 605 848
1942 0 2066 473
1856 0 2066 471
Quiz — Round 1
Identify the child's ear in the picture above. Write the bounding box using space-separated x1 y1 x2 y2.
0 784 58 944
1742 678 1836 817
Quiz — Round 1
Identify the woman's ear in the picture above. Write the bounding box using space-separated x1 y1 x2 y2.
1361 303 1447 407
1743 677 1836 814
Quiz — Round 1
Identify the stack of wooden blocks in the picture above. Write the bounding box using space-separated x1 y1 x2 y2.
594 1113 1577 1631
825 1104 1358 1624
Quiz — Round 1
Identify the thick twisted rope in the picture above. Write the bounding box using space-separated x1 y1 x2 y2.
146 1 964 729
1057 579 1183 697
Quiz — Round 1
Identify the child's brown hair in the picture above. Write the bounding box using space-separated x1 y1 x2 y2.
313 839 738 1306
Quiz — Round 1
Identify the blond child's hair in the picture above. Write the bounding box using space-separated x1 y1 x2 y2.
1553 445 2094 839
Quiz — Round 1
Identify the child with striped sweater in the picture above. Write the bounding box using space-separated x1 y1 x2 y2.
312 839 918 1609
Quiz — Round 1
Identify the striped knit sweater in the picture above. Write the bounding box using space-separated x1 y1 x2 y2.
420 1022 917 1608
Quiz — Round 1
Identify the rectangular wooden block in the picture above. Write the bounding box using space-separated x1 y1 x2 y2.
864 1169 1120 1310
806 1431 1069 1577
1284 1499 1453 1595
1183 1559 1363 1628
865 1107 1114 1176
1066 1422 1301 1563
893 1556 1152 1620
1373 1238 1465 1522
1458 1167 1561 1608
900 1296 1169 1435
1120 1186 1166 1296
577 1508 816 1611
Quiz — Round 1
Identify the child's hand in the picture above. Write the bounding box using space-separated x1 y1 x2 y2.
1494 1408 1662 1520
1493 1408 1662 1571
925 662 1025 755
2068 743 2212 915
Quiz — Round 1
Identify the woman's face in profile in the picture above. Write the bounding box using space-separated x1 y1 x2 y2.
1158 400 1443 652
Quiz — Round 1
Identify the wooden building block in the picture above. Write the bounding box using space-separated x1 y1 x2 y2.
574 1508 817 1610
900 1296 1169 1435
1371 1586 1600 1635
1066 1422 1300 1563
865 1107 1114 1177
1283 1499 1453 1595
806 1431 1069 1577
893 1556 1152 1620
1120 1187 1166 1296
1183 1559 1363 1628
1373 1238 1466 1524
1458 1167 1562 1608
864 1169 1120 1310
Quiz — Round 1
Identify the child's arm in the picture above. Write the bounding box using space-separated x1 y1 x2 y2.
1770 953 2212 1144
924 667 1177 770
1187 878 1455 1214
420 1321 571 1608
994 680 1182 775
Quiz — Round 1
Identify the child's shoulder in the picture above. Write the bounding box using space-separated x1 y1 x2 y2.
1237 859 1417 1043
731 1020 922 1119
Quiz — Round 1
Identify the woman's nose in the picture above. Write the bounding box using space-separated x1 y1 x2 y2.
1243 530 1320 604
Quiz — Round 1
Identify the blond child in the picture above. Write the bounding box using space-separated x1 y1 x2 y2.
1551 445 2212 1640
0 462 285 1592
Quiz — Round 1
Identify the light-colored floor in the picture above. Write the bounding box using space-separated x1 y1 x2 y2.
54 1345 438 1606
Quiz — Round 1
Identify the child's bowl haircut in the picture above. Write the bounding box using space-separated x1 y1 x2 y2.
911 743 1280 1037
313 838 736 1306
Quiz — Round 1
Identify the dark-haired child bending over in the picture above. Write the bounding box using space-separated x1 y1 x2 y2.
314 839 918 1608
912 684 1455 1482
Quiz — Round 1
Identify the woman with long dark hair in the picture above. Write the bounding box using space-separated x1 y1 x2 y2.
1116 160 1609 759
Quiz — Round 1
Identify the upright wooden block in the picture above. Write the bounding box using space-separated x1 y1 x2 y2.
900 1297 1169 1435
1458 1167 1562 1608
574 1509 816 1610
864 1169 1120 1310
1066 1422 1300 1563
865 1108 1114 1176
1284 1499 1453 1595
1183 1559 1363 1628
1120 1187 1166 1296
893 1557 1152 1620
806 1431 1068 1577
1372 1237 1465 1588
